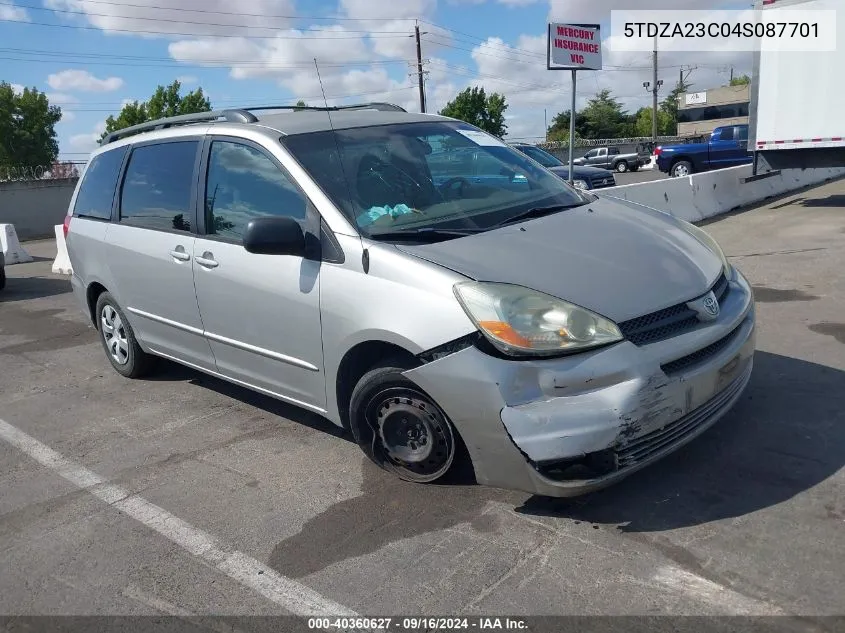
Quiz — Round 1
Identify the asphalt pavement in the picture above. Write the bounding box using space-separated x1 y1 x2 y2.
1 179 844 628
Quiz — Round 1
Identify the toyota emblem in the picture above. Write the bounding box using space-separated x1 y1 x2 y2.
703 296 719 316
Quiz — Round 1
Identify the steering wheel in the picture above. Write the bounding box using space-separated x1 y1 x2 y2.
439 176 472 199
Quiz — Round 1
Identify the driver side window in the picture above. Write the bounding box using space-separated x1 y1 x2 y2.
205 140 307 242
584 149 598 159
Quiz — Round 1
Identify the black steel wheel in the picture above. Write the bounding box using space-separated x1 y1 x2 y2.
349 364 458 483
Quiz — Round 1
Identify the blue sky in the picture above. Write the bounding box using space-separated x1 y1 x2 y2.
0 0 750 160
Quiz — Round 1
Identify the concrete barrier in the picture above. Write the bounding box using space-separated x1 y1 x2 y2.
640 155 657 171
0 178 78 241
601 165 845 222
0 223 33 264
51 224 73 275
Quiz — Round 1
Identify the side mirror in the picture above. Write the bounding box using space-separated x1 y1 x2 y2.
243 216 306 256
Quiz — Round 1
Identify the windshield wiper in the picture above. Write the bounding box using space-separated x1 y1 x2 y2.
367 227 481 242
487 202 585 229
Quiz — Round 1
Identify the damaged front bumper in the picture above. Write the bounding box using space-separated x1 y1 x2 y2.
405 271 756 497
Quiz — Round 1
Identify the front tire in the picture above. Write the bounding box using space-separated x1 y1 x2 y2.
95 291 155 378
349 363 458 483
615 160 629 173
0 266 5 290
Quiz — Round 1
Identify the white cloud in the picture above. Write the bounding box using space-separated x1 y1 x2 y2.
69 120 107 153
0 3 29 21
48 70 124 92
44 0 297 37
10 83 25 95
547 0 740 24
46 92 80 105
176 75 198 85
59 110 76 122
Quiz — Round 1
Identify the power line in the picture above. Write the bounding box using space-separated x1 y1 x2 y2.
0 49 414 70
58 86 419 112
0 2 412 33
0 0 421 22
0 17 414 39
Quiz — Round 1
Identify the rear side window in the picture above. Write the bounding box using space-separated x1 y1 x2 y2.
120 141 198 233
73 146 127 220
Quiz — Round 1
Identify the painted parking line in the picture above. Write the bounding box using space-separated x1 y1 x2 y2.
0 417 363 626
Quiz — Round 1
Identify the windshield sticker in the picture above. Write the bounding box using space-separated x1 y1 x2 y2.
455 129 507 147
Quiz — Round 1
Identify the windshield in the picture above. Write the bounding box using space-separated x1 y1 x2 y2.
281 121 586 240
517 145 564 169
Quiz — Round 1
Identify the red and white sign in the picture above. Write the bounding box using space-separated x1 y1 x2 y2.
548 23 602 70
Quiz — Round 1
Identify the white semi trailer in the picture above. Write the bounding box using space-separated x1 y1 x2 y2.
748 0 845 175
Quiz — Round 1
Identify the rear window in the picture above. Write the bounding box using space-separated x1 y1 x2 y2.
73 146 127 220
119 141 198 233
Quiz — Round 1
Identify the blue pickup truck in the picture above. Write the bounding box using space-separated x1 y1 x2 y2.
656 124 753 177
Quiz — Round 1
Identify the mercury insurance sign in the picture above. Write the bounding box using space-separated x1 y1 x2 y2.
548 23 603 71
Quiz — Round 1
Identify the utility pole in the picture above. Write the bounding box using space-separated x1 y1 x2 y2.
415 23 426 113
643 38 663 142
651 39 659 141
730 66 734 82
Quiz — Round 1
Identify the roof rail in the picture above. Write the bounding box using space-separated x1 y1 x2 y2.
243 102 407 114
100 108 258 145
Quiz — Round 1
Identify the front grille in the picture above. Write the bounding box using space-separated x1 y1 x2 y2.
615 364 750 469
660 321 743 376
619 272 730 346
590 176 616 189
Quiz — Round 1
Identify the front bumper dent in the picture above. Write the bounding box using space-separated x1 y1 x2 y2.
405 272 756 497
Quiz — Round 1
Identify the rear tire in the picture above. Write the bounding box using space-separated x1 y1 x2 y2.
671 160 694 177
349 361 460 484
615 160 629 173
95 292 155 378
0 266 5 290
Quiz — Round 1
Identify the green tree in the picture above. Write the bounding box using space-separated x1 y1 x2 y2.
101 80 211 140
632 106 675 137
579 90 629 139
546 109 587 143
660 79 692 135
729 74 751 86
439 87 508 137
0 82 62 171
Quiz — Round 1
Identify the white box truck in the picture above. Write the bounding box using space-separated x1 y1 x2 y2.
748 0 845 175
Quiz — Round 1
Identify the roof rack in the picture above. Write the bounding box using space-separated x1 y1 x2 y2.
100 108 258 145
243 102 407 114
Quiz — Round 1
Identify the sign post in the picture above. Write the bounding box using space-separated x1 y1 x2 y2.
547 23 603 185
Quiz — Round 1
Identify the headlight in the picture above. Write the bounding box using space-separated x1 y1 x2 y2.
572 179 589 190
453 282 623 357
677 219 732 278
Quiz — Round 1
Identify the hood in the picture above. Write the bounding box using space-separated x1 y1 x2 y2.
394 198 722 323
548 165 612 179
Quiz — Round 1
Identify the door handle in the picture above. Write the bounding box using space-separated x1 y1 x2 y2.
169 247 191 262
195 252 218 269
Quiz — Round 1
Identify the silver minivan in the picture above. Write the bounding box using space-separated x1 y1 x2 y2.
66 104 756 497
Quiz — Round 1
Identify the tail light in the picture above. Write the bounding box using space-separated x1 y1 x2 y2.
63 214 72 238
653 146 663 156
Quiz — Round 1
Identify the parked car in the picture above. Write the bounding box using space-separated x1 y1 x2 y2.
510 143 616 190
65 104 756 497
0 251 5 290
656 124 753 177
573 146 643 173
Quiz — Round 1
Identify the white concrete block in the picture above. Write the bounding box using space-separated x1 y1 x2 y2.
0 223 33 265
51 224 73 275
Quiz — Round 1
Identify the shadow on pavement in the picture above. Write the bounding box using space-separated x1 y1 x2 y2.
516 350 845 532
0 275 72 302
146 360 350 442
146 350 844 574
